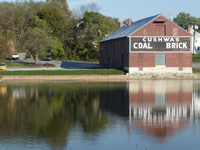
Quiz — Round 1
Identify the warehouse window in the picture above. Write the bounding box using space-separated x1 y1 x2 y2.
179 67 183 71
143 28 148 36
178 53 183 62
139 54 143 61
173 27 178 36
155 25 166 36
138 67 143 71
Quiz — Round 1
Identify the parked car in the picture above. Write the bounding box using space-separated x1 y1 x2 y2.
44 54 52 61
12 53 19 60
0 63 7 71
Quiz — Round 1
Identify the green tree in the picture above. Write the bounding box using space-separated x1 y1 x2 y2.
20 28 53 64
37 8 66 38
37 1 71 59
173 12 200 30
77 11 119 61
51 37 65 58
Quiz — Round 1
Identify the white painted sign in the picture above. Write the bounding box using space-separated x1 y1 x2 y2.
131 37 191 51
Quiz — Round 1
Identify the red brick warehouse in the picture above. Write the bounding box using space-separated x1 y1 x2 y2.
99 14 192 73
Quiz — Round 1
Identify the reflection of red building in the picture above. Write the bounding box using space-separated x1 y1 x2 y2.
129 80 193 142
100 80 193 142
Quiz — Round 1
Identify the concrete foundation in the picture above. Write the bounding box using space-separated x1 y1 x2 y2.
128 67 192 73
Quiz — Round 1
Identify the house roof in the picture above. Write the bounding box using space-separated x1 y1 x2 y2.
100 14 161 43
190 28 200 37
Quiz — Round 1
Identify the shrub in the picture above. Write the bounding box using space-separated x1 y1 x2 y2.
44 63 56 67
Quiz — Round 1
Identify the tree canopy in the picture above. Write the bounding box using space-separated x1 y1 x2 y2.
173 12 200 32
0 0 120 61
20 28 53 64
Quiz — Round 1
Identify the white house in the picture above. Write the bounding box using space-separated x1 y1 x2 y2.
188 25 200 54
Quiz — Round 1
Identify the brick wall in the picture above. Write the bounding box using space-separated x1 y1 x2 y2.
129 53 155 67
166 53 192 67
129 52 192 67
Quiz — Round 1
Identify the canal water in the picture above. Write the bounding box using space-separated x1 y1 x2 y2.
0 80 200 150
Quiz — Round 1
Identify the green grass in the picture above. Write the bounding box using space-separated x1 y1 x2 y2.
193 54 200 62
193 68 200 73
0 61 29 68
192 54 200 73
0 69 126 75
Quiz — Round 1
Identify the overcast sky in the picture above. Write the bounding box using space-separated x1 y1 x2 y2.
0 0 199 22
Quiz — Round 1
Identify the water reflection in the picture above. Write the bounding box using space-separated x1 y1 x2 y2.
129 80 192 142
0 82 112 149
100 80 193 143
0 80 199 149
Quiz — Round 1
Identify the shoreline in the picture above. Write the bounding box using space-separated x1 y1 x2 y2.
1 73 200 81
0 75 127 81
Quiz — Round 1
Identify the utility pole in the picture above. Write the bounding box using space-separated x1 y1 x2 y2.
168 13 174 21
193 20 196 56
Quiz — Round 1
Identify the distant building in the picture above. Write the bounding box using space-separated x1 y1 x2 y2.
99 14 192 73
187 25 200 54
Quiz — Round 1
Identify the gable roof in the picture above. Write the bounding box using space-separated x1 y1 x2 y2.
100 13 191 43
100 14 161 43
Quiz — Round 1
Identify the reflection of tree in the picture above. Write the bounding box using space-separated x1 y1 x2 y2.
0 82 118 148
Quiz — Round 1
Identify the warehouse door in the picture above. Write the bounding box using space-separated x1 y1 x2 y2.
155 54 166 65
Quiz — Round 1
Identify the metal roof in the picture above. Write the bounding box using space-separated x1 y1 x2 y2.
100 14 161 43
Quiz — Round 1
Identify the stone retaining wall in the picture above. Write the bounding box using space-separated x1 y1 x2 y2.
1 73 200 81
128 73 200 79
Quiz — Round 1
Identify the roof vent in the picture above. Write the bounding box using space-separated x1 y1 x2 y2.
154 17 166 23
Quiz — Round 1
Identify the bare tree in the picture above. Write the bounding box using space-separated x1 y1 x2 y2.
88 2 101 12
79 2 101 17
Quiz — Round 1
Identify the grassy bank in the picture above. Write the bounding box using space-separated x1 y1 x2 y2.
0 61 55 68
0 69 126 75
191 54 200 73
193 54 200 62
193 68 200 73
0 61 29 67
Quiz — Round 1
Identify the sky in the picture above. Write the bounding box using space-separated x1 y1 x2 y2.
0 0 199 22
67 0 199 21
